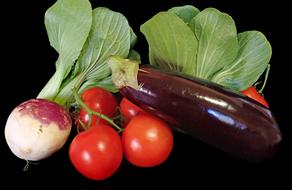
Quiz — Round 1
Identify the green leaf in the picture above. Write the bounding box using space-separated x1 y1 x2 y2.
130 27 137 49
74 75 118 94
142 6 272 92
38 0 92 100
45 0 92 70
141 12 198 75
128 49 141 63
168 5 200 24
192 8 239 79
78 7 131 77
94 76 119 93
212 31 272 91
54 7 132 105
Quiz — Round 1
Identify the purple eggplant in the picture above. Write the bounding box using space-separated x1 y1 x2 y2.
109 57 281 161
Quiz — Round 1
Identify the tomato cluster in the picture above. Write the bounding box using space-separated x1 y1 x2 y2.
69 87 173 180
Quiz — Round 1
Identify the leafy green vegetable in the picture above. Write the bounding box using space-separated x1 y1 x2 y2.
212 31 272 91
37 0 92 101
76 7 131 83
37 0 138 108
141 12 198 75
130 28 138 49
191 8 238 79
168 5 199 24
91 75 118 93
54 7 136 106
141 5 271 91
128 50 141 62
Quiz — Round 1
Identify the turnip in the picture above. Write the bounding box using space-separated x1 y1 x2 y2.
4 0 93 161
5 99 71 161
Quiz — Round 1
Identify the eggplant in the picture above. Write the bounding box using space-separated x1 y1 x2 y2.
109 57 282 161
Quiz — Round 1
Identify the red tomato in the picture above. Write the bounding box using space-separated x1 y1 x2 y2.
120 98 146 125
78 87 118 127
241 86 269 108
69 124 123 180
122 114 173 167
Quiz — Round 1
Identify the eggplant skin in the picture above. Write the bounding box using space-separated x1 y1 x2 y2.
120 66 282 161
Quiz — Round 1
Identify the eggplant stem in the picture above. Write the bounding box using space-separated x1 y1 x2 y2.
108 56 140 90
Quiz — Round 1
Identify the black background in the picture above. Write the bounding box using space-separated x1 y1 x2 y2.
1 0 290 189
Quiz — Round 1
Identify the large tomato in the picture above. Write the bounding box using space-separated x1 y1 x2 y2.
122 114 173 167
78 87 118 127
69 124 123 180
241 86 269 108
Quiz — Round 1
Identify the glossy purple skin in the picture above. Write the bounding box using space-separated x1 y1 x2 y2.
17 99 71 130
120 66 282 161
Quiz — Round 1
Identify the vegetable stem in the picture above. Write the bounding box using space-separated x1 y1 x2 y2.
78 120 88 132
23 160 30 171
23 160 40 171
108 56 140 90
73 88 123 132
259 64 270 93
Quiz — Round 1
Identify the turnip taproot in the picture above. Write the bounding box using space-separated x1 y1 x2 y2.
5 99 71 161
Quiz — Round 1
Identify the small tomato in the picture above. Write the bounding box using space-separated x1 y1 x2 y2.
120 97 146 125
241 86 269 108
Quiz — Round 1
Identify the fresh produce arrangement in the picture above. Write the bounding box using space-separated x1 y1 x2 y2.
4 0 281 181
109 57 280 161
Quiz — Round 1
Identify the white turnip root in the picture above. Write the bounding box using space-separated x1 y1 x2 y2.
5 99 72 161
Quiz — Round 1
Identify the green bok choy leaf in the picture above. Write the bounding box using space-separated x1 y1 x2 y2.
141 5 271 91
37 0 92 101
37 0 138 108
55 7 135 106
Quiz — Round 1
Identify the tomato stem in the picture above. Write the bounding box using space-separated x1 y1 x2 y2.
91 110 123 133
73 90 91 130
78 120 87 132
73 88 123 133
259 64 270 93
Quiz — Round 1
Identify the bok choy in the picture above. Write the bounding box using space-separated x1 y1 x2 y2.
141 5 271 91
38 0 139 107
